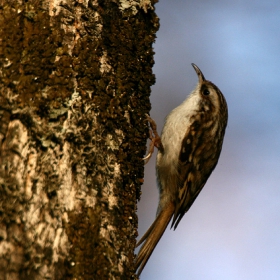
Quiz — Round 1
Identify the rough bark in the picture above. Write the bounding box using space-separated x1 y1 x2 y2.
0 0 159 279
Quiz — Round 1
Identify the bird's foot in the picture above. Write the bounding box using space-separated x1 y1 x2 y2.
143 114 163 164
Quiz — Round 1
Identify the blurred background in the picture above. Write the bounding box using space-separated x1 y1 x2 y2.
136 1 280 279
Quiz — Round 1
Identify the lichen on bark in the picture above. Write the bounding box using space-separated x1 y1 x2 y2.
0 0 159 279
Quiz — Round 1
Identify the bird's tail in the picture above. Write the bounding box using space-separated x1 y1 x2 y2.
135 202 175 277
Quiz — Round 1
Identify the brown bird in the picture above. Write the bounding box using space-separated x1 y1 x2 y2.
135 63 228 277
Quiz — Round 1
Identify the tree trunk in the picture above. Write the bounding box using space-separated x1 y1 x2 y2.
0 1 158 279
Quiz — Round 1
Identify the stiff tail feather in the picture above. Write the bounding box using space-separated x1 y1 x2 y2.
135 202 175 277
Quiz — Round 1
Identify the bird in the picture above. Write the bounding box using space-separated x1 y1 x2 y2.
135 63 228 277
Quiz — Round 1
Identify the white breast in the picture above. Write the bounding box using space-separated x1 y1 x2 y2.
160 90 200 168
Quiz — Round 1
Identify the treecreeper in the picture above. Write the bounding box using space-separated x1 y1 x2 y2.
135 63 228 277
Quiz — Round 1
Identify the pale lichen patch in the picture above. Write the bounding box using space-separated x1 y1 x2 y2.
100 51 112 74
49 0 63 16
119 0 153 14
57 142 75 211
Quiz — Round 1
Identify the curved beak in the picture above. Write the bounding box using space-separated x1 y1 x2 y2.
191 63 205 83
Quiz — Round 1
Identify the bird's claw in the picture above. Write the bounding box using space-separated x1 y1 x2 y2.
143 114 163 164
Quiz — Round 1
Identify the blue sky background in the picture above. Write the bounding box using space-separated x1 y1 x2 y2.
136 1 280 279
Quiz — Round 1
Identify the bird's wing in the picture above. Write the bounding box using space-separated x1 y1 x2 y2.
171 124 204 229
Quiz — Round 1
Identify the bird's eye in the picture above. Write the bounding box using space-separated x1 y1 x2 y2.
203 89 210 95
